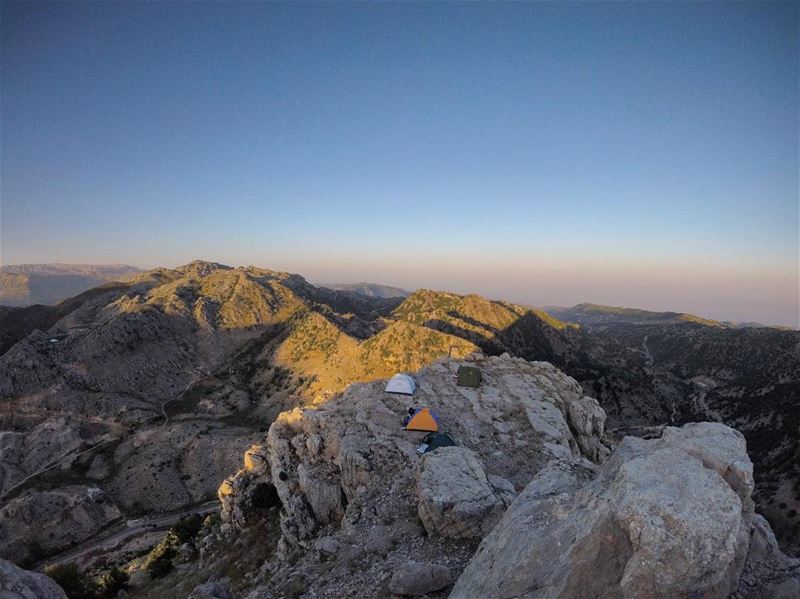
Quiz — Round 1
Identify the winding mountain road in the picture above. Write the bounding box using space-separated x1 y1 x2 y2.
0 437 118 501
38 499 219 570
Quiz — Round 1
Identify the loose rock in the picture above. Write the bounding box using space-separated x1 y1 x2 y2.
388 560 452 596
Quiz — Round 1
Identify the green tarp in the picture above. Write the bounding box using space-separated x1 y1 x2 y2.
457 365 481 388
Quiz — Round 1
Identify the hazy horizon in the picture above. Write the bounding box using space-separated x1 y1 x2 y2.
3 255 796 328
2 2 798 327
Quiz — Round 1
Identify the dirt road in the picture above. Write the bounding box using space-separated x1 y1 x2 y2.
39 500 219 570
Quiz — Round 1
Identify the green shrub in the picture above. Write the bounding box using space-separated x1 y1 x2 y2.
141 514 203 580
97 567 129 598
147 552 175 580
172 513 203 544
44 563 95 599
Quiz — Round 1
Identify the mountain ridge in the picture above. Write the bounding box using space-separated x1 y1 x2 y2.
320 282 411 298
546 301 790 330
0 259 797 589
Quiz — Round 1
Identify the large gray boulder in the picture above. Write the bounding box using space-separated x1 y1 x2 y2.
451 422 792 599
389 561 453 596
416 447 508 538
0 559 67 599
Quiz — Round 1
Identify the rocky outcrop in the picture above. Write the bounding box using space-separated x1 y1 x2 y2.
451 422 800 599
223 355 609 542
228 354 610 598
219 444 272 527
736 514 800 598
416 447 509 538
0 558 67 598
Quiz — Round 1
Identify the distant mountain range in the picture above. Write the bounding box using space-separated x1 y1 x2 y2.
320 282 411 298
0 264 143 307
544 302 784 330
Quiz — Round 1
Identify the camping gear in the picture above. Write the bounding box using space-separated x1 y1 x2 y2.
385 373 416 395
404 407 440 432
417 432 457 454
456 365 481 388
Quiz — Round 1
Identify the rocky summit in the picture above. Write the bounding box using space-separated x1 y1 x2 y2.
217 354 611 598
0 261 797 598
211 356 795 599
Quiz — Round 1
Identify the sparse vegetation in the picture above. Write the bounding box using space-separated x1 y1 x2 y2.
44 562 129 599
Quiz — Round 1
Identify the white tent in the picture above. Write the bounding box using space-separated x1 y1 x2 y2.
384 373 416 395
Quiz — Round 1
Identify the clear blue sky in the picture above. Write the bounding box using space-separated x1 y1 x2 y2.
1 1 798 325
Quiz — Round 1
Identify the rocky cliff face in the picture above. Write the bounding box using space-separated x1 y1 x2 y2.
217 354 609 597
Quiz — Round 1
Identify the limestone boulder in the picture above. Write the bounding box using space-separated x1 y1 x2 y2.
219 443 274 528
243 444 269 476
450 423 764 598
235 355 612 597
565 395 610 462
416 447 506 538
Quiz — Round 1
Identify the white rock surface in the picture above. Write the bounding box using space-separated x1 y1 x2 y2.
242 355 609 549
416 447 507 538
450 422 797 599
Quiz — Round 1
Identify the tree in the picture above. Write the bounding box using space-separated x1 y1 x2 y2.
44 563 95 599
97 567 129 598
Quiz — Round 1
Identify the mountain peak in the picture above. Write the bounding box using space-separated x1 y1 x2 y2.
174 260 233 278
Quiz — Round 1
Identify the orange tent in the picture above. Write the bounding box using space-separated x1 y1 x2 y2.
405 408 440 432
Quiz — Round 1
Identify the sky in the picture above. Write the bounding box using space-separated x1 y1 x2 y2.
1 1 798 326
